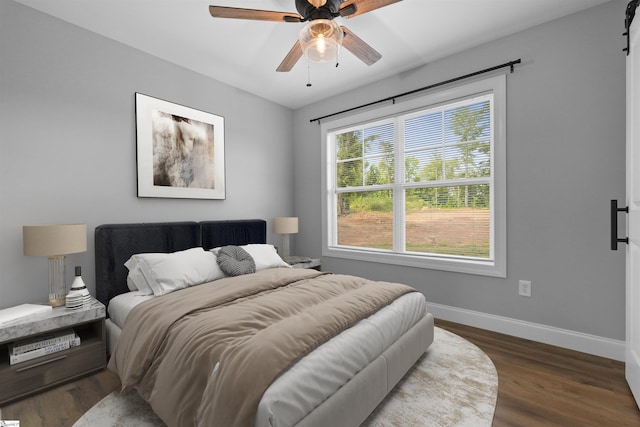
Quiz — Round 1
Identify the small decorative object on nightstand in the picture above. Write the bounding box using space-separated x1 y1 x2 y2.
0 297 106 405
284 256 321 271
66 266 91 309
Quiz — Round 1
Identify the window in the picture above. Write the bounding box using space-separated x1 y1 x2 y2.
322 76 506 277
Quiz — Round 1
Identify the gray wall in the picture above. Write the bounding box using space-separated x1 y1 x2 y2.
0 1 295 308
293 0 627 340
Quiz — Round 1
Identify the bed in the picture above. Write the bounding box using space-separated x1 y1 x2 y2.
95 219 434 427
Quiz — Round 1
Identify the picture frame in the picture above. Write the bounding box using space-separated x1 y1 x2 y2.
135 93 225 199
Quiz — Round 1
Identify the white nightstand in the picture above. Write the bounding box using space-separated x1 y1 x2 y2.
0 298 106 405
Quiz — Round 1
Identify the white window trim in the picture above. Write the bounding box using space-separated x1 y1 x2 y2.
321 75 507 278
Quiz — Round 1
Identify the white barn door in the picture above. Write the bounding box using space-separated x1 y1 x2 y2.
626 2 640 408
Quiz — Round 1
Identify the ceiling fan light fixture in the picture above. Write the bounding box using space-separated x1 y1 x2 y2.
299 19 343 63
308 0 327 7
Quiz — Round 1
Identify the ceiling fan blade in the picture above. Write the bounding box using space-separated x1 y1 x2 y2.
341 26 381 65
209 6 302 23
339 0 402 18
276 41 303 72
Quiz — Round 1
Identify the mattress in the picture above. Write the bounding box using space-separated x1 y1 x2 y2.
107 284 427 427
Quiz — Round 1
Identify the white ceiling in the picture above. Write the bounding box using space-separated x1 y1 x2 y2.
14 0 611 109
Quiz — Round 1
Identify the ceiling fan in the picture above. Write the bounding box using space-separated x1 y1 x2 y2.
209 0 402 72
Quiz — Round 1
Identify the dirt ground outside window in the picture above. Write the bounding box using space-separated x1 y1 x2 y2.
337 209 490 257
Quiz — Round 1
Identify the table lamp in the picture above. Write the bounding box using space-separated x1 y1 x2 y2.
273 217 298 258
23 224 87 307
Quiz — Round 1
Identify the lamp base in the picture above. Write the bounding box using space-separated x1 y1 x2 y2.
49 297 65 307
281 234 291 258
48 255 66 307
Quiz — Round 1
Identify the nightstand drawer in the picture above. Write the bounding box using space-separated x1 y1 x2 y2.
0 337 105 404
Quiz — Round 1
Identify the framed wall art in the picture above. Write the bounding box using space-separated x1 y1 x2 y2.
135 93 225 199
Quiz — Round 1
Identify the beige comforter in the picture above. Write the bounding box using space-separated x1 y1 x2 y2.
108 268 416 427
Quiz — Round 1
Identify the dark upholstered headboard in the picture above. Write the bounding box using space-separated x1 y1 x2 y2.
94 220 266 307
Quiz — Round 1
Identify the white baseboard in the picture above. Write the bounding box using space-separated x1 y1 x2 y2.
427 302 625 361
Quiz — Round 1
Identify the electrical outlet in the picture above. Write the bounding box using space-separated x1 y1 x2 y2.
519 280 532 297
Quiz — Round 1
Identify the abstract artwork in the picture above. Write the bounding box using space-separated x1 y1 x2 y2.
135 93 225 199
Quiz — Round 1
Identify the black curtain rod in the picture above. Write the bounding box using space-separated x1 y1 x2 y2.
310 58 522 124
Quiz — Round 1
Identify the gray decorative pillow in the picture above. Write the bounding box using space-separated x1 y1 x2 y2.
216 245 256 276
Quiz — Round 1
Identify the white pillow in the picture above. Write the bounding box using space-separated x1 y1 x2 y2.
241 244 291 271
125 247 225 296
124 261 154 296
125 274 137 292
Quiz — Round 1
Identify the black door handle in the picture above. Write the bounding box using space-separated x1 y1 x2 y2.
611 199 629 250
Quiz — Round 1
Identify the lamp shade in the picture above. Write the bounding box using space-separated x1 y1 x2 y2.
299 19 343 63
23 224 87 256
273 217 299 235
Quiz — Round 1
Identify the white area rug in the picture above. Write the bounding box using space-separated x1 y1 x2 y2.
74 327 497 427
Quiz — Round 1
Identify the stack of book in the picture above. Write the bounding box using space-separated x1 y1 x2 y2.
9 329 80 365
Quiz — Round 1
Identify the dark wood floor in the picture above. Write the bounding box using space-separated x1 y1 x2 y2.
2 319 640 426
438 319 640 427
